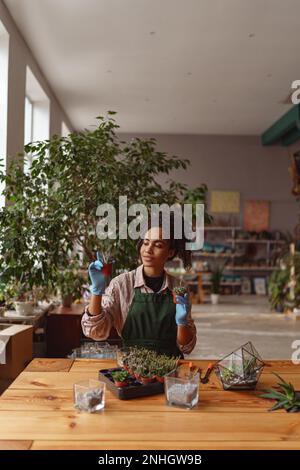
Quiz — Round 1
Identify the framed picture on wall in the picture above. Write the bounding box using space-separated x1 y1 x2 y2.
244 201 270 232
211 191 240 213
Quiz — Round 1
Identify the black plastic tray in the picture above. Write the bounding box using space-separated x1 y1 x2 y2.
98 368 164 400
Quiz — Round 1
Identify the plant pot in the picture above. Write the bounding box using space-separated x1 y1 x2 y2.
102 263 113 277
14 301 35 316
62 294 73 308
114 380 128 388
140 376 156 385
211 293 219 305
156 375 165 384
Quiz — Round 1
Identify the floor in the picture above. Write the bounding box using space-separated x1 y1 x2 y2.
188 295 300 360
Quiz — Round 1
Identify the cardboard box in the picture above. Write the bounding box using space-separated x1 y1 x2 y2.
0 324 33 379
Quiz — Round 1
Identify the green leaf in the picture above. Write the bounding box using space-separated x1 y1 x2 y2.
259 391 288 400
269 401 285 412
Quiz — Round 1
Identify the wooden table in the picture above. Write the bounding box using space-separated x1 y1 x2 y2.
0 359 299 450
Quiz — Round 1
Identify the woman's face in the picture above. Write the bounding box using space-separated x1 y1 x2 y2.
140 226 175 270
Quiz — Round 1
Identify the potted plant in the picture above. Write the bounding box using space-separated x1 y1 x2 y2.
111 370 130 388
14 293 35 316
0 159 66 307
154 355 178 383
1 276 41 316
268 250 300 312
138 366 156 385
121 347 179 384
5 280 35 316
132 350 157 384
0 112 212 309
268 267 290 312
172 286 187 304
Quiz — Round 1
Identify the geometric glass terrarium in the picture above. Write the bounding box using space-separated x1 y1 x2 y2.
214 342 265 390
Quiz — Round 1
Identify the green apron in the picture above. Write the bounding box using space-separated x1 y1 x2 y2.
121 285 182 358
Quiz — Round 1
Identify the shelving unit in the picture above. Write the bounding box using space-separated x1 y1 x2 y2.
198 252 242 258
192 226 286 296
225 266 280 271
226 239 285 244
166 226 286 301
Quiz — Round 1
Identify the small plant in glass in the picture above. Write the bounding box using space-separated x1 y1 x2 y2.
215 342 265 390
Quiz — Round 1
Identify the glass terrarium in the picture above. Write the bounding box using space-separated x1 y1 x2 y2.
215 342 265 390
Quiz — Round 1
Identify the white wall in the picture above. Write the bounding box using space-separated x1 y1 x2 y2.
0 0 73 167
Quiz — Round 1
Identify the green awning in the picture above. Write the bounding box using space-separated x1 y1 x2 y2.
261 104 300 146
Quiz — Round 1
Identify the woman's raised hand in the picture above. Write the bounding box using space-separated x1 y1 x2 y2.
88 251 106 296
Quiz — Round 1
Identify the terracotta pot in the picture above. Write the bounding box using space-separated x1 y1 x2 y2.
134 373 141 381
102 263 113 277
140 376 156 385
114 380 128 388
62 294 73 308
156 375 165 384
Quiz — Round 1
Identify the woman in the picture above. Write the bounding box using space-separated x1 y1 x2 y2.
81 220 196 357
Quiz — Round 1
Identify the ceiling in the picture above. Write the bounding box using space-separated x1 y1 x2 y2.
3 0 300 134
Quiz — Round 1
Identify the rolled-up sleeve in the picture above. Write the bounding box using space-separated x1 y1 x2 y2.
81 279 121 341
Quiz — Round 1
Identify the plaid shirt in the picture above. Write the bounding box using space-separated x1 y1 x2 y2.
81 264 196 354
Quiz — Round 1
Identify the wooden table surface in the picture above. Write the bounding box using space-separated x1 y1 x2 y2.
0 358 299 450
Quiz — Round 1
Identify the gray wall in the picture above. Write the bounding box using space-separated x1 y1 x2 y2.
120 133 298 233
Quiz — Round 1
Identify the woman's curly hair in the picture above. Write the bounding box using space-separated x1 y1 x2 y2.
136 212 192 270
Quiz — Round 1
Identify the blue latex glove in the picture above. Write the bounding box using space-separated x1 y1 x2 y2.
175 293 191 326
88 251 106 296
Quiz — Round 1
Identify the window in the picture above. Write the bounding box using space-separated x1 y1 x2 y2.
23 96 33 173
24 96 33 146
24 66 50 172
61 121 71 137
0 21 9 207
